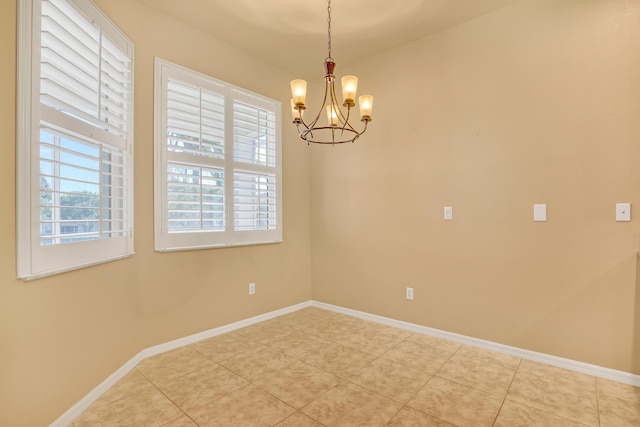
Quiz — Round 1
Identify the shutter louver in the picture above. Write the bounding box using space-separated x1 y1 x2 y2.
233 101 277 167
233 171 277 231
40 0 132 139
167 79 225 159
167 163 225 232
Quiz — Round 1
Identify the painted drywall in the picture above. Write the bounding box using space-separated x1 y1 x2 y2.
310 0 640 375
0 0 311 425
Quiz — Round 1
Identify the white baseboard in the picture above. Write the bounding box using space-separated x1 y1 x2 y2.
311 300 640 387
51 298 639 426
49 301 312 427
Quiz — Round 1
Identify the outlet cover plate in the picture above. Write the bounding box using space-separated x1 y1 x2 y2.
616 203 631 222
533 204 547 222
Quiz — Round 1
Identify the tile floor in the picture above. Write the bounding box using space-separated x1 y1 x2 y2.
72 307 640 426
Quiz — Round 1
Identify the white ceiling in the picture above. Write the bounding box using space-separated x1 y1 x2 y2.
138 0 521 79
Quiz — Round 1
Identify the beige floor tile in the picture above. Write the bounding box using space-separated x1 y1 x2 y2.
338 330 405 357
455 345 521 369
361 322 412 341
383 340 453 374
267 330 334 359
597 377 640 402
436 352 517 396
518 359 596 389
330 313 376 329
234 319 296 344
219 345 298 381
187 384 295 427
597 391 640 426
405 333 461 353
386 406 456 426
155 362 248 412
190 332 260 362
301 381 403 426
302 342 377 377
137 346 214 385
253 359 340 409
507 367 599 426
275 312 328 330
73 386 183 427
348 358 431 403
494 399 589 426
302 319 360 341
337 332 401 357
293 306 340 322
92 369 157 407
275 411 325 426
161 415 198 426
407 376 504 427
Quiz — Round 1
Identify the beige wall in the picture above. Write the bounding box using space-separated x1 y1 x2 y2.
311 0 640 376
3 0 640 424
0 1 311 425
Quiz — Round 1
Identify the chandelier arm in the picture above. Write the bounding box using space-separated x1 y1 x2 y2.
305 76 333 133
328 79 357 134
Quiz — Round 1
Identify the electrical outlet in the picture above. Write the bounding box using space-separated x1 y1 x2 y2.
249 282 256 295
406 287 414 301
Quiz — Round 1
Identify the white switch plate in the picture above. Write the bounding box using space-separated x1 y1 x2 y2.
533 204 547 222
405 287 414 301
444 206 453 220
616 203 631 222
249 282 256 295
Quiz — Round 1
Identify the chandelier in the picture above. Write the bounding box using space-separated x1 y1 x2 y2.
290 0 373 145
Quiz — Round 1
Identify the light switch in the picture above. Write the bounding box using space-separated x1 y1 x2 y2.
533 204 547 222
444 206 453 220
616 203 631 222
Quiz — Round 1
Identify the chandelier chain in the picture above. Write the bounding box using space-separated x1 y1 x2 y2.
327 0 332 61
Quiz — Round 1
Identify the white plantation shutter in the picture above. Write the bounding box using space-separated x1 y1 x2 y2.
40 0 131 142
167 163 225 232
233 101 277 167
167 80 225 159
232 99 278 232
233 171 277 231
17 0 134 280
155 59 281 251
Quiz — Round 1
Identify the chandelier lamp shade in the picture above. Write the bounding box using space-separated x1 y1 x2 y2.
290 0 373 145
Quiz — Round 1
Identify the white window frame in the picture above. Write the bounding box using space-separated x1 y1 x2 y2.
154 58 282 251
16 0 134 280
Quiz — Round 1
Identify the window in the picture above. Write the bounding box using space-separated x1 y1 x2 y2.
154 59 282 251
17 0 134 280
